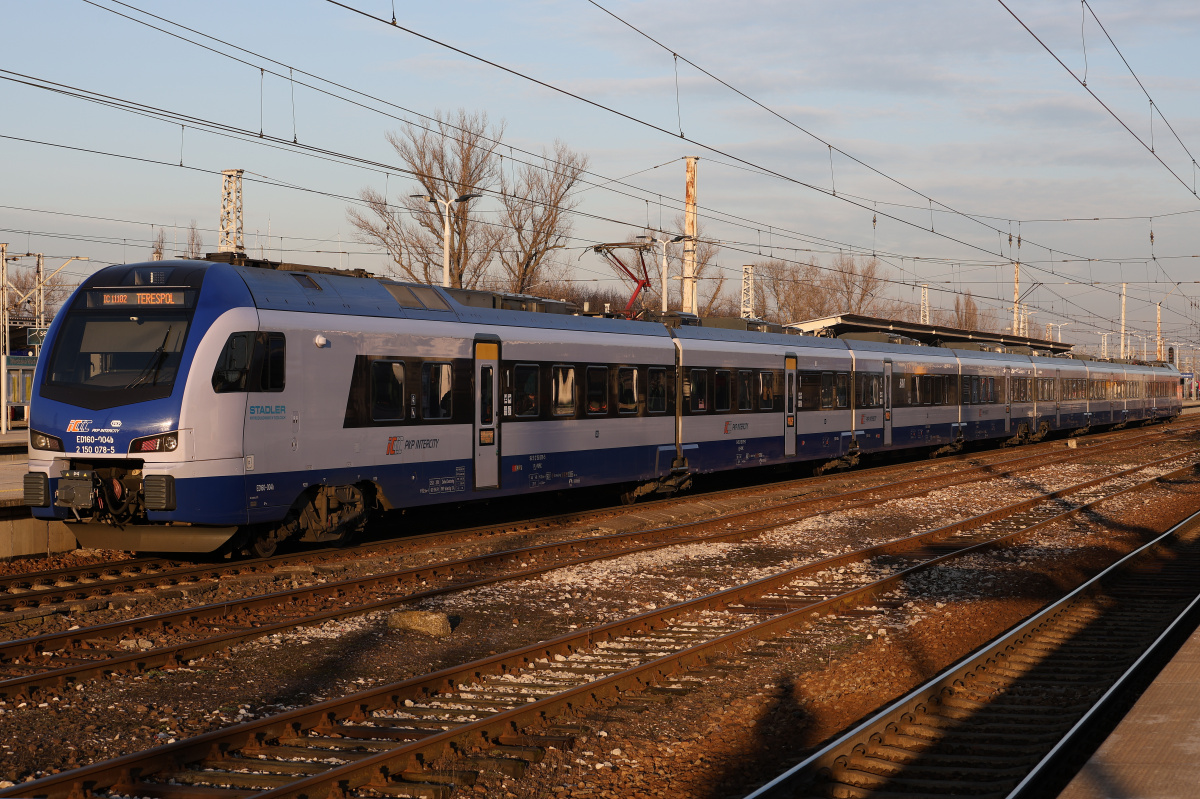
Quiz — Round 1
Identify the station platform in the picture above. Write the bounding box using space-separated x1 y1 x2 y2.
1058 623 1200 798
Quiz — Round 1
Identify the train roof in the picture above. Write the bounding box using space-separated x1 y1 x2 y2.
77 258 1179 373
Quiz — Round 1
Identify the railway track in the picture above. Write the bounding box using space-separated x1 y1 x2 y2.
743 505 1200 799
3 442 1196 798
0 427 1192 703
2 421 1192 617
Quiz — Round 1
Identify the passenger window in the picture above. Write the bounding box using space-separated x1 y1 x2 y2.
212 332 253 393
552 366 575 416
820 373 835 409
799 372 821 410
480 366 494 425
835 373 849 408
715 370 732 412
421 363 453 419
648 368 667 413
513 364 539 417
370 361 405 421
256 333 286 392
586 366 608 414
759 372 774 411
617 367 638 414
738 371 754 411
689 369 708 412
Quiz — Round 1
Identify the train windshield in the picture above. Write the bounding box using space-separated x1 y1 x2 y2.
42 310 192 409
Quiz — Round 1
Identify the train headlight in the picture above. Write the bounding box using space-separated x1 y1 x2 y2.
31 430 64 452
130 431 179 454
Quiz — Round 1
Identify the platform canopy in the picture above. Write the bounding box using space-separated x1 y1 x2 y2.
784 312 1074 355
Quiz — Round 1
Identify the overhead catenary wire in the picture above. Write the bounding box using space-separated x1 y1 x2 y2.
16 2 1190 338
79 0 1180 306
315 0 1173 317
996 0 1200 201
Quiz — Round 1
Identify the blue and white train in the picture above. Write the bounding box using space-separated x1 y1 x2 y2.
23 258 1182 555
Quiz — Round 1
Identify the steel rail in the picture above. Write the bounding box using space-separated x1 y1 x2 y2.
2 422 1188 615
4 452 1196 799
2 440 1190 703
742 503 1200 799
4 419 1188 610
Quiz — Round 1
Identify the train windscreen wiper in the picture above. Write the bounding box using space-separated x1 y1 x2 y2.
124 325 173 389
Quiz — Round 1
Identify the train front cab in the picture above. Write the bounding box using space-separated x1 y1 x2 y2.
25 260 257 552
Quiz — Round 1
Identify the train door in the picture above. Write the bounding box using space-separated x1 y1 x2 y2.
785 355 797 457
1003 367 1011 433
1054 368 1061 427
473 339 500 490
883 360 893 447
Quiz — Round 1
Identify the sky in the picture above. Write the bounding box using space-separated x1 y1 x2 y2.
3 0 1200 355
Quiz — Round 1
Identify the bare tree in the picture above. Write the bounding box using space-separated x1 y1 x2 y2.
756 257 833 324
5 266 72 317
823 254 894 316
349 109 506 289
185 220 204 260
953 290 979 329
151 228 166 261
496 141 589 294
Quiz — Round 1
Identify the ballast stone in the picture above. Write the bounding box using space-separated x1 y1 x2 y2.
387 610 453 637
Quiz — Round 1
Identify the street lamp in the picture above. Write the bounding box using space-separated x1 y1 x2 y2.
411 193 482 288
636 233 687 313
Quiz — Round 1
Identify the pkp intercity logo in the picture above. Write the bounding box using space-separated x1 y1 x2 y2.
66 419 93 433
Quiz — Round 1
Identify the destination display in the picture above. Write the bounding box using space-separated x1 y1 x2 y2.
85 290 192 308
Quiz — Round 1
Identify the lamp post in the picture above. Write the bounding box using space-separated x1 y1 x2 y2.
411 193 481 288
636 233 687 313
1047 322 1070 343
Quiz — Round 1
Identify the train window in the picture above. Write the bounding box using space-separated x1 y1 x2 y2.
759 372 775 411
931 375 943 405
552 366 575 416
690 369 708 412
410 286 451 311
737 371 754 411
648 368 667 413
370 361 405 421
787 373 794 414
212 332 253 393
820 373 835 409
512 365 539 417
855 373 881 408
970 376 979 405
617 368 638 414
421 363 453 419
799 372 821 410
715 370 732 412
384 284 424 308
921 376 933 405
480 366 494 425
835 373 849 408
257 333 286 392
586 366 609 414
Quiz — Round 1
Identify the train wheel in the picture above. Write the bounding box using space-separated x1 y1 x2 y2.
240 527 280 559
